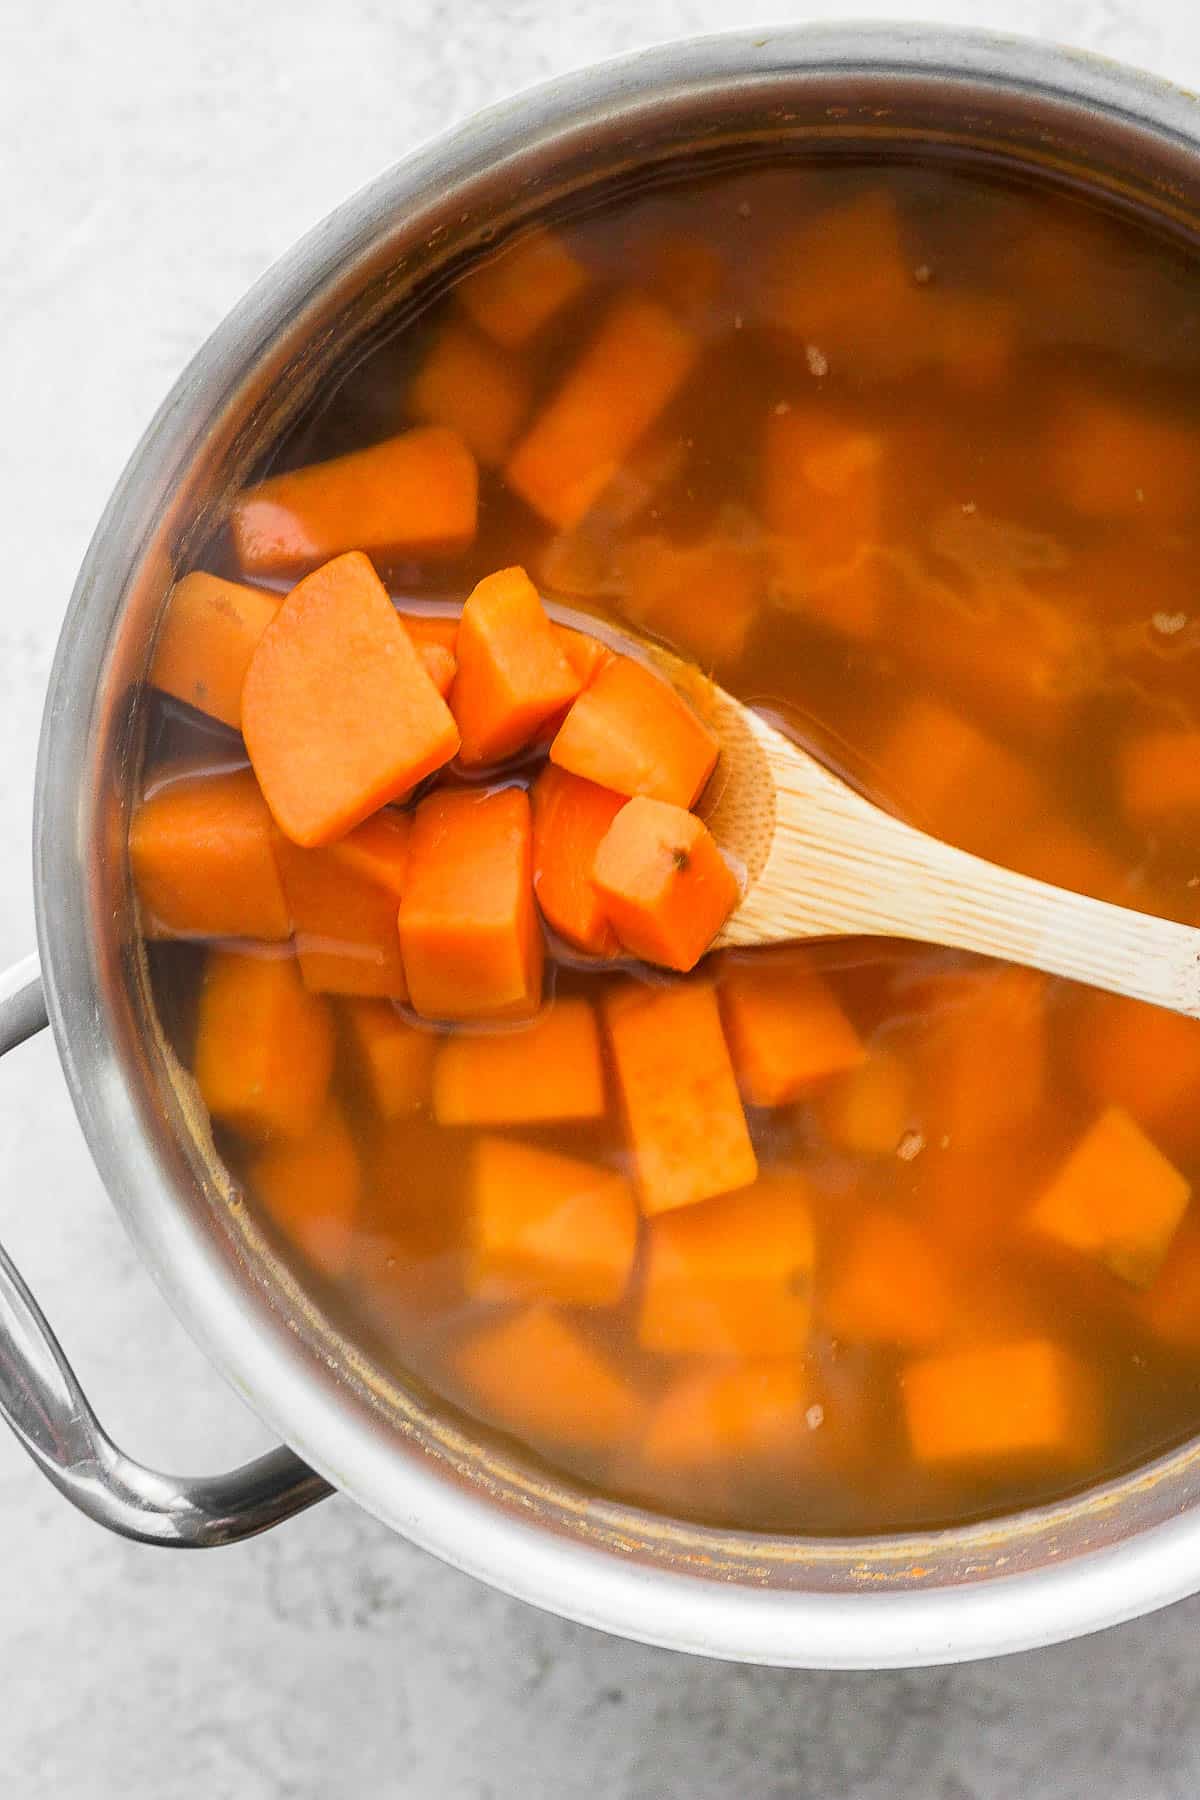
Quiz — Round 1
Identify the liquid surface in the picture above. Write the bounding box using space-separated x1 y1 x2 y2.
144 152 1200 1534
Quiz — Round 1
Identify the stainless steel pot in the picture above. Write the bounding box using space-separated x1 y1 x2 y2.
6 23 1200 1669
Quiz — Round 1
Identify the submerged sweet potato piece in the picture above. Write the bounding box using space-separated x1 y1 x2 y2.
530 764 625 956
824 1208 951 1347
554 625 613 690
642 1361 810 1470
409 319 531 464
620 533 761 668
903 1338 1097 1468
506 292 698 529
878 696 1041 851
342 998 435 1118
719 953 865 1107
194 949 334 1140
550 655 719 807
922 966 1047 1150
592 798 738 972
1069 989 1200 1145
638 1177 815 1355
454 1306 640 1449
399 618 460 699
242 551 460 846
251 1101 362 1279
433 998 605 1125
1048 390 1200 521
399 786 543 1020
762 409 885 641
450 566 581 765
272 824 409 999
149 571 279 730
928 291 1016 390
604 980 757 1215
399 614 459 656
762 189 926 379
1017 821 1131 906
416 642 456 698
326 810 410 897
231 426 477 574
467 1136 638 1305
818 1046 910 1155
534 432 688 599
1139 1214 1200 1349
130 765 290 941
456 224 589 348
1030 1104 1191 1288
1118 727 1200 827
885 561 1086 748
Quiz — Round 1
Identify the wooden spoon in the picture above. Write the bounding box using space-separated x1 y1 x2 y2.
550 605 1200 1017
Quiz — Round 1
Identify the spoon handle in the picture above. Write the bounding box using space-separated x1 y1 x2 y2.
720 725 1200 1017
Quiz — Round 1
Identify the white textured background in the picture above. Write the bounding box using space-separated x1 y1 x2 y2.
4 3 1200 1795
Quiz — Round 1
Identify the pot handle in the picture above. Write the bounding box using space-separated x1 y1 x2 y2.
0 953 333 1545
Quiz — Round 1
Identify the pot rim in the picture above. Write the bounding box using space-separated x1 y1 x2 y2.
34 21 1200 1668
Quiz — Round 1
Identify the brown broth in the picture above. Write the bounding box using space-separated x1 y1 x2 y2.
143 151 1200 1534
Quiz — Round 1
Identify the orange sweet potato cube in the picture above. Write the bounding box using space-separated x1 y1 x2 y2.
450 566 581 765
398 786 544 1021
231 426 478 575
242 551 460 847
922 965 1047 1150
884 564 1085 748
554 625 613 691
1118 728 1200 828
507 292 698 530
467 1136 638 1306
818 1046 911 1155
929 291 1016 390
719 952 865 1108
251 1101 361 1279
130 765 291 942
762 408 885 641
638 1177 815 1355
824 1208 951 1347
1069 989 1200 1145
399 614 459 656
342 998 435 1118
325 809 410 898
762 189 926 381
397 615 461 699
408 319 531 465
531 764 625 957
454 1306 641 1450
272 818 411 999
1029 1104 1191 1287
604 980 757 1214
592 798 739 973
455 224 589 348
878 696 1041 850
619 532 761 668
902 1338 1097 1468
641 1361 811 1471
1139 1216 1200 1349
149 571 279 730
194 949 334 1140
433 998 605 1125
550 654 719 808
1017 821 1130 906
1048 390 1200 521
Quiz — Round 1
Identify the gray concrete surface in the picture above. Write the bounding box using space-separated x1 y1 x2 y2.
3 1 1200 1794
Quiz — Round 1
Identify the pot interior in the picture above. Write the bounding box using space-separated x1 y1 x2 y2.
42 33 1200 1617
